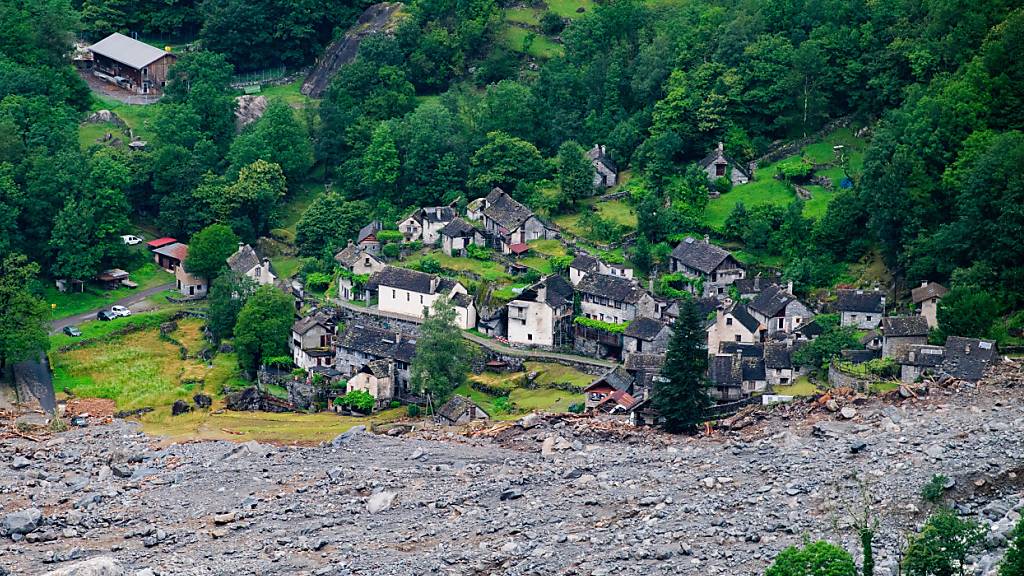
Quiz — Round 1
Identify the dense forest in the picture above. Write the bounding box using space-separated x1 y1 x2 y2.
1 0 1023 365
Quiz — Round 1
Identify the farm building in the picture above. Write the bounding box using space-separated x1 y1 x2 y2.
87 33 176 95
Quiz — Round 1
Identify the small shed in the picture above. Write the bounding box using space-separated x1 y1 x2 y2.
435 395 490 426
96 268 130 290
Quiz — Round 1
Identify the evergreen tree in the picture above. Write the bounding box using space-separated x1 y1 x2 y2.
653 299 712 433
409 297 471 407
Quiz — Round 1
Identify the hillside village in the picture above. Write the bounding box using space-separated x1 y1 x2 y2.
1 1 1023 575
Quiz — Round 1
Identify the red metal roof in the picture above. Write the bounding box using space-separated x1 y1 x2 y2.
508 243 530 255
146 237 178 249
153 242 188 262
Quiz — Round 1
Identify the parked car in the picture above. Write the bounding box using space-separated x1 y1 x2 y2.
121 235 143 246
97 310 117 321
110 305 132 317
63 325 82 337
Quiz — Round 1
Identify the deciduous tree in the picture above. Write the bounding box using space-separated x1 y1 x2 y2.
409 297 471 406
0 254 48 374
185 223 239 283
233 285 294 373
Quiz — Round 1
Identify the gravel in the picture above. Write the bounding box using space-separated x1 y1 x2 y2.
1 375 1022 576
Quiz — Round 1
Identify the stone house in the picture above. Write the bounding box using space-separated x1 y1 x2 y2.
476 188 553 254
372 266 476 329
576 274 656 325
439 218 484 257
159 242 204 297
793 318 823 342
623 317 672 356
568 253 633 286
911 281 947 329
291 311 336 371
763 343 794 387
586 144 618 189
709 352 766 401
747 283 813 335
941 336 997 382
506 274 575 348
335 324 416 396
227 243 276 286
397 206 457 245
670 236 745 297
152 241 187 272
435 395 489 426
836 289 885 329
334 242 385 302
623 352 665 396
698 142 752 186
583 366 635 411
880 316 930 359
357 220 383 255
899 344 946 384
345 359 397 410
706 304 763 354
175 256 206 297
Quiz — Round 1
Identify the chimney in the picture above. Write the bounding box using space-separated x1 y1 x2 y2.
262 257 270 265
717 142 724 153
703 234 710 244
787 280 793 294
921 280 929 288
238 242 244 248
600 144 606 155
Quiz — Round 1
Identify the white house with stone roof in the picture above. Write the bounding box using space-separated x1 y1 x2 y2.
227 243 276 286
506 275 575 348
476 188 553 254
373 266 476 329
397 206 457 244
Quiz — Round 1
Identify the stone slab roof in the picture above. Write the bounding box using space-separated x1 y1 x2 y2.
671 237 734 275
881 316 929 338
836 289 884 313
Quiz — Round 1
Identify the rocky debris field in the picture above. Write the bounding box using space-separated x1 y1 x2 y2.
1 367 1023 576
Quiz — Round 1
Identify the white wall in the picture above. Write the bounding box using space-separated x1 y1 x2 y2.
507 300 554 346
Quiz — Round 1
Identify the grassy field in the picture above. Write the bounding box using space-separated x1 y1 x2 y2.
505 7 541 25
546 0 595 18
774 376 819 397
553 197 638 238
500 26 564 59
43 262 172 320
459 361 591 420
405 251 513 283
141 403 405 444
257 79 315 108
272 256 305 279
87 95 163 143
51 318 214 410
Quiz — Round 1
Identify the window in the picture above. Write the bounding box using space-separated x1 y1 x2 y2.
715 163 726 177
866 315 872 321
392 289 396 298
735 335 742 342
407 293 410 301
726 318 733 326
364 257 370 266
420 295 423 304
776 369 782 374
780 377 790 384
777 318 784 329
527 334 533 341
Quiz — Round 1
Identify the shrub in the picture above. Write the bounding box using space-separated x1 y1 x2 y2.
338 390 375 413
776 157 814 180
921 474 949 504
573 316 628 333
376 230 404 243
407 404 421 417
264 356 293 369
540 12 565 35
304 272 331 291
381 243 400 258
766 540 857 576
1001 518 1024 576
713 176 732 195
904 509 986 576
418 255 442 274
567 402 584 414
466 243 491 260
492 396 513 415
389 400 400 409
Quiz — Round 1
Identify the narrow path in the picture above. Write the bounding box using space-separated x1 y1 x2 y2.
331 299 618 369
50 282 175 334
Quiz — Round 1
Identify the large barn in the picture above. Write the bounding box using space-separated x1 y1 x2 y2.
87 33 177 95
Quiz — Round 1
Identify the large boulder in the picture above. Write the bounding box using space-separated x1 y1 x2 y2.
3 507 42 536
234 95 268 132
41 557 126 576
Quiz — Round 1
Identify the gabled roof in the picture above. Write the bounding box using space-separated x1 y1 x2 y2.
624 317 668 341
698 143 752 179
941 336 997 382
718 342 764 358
482 188 535 231
748 285 796 318
227 244 261 275
586 145 618 172
373 266 435 294
595 390 636 411
334 243 381 268
733 275 770 296
794 319 823 337
624 353 665 373
292 310 334 335
357 221 382 243
741 358 766 381
671 237 735 275
570 253 599 272
584 366 634 393
153 242 188 262
911 282 948 304
726 304 761 334
439 218 475 238
436 395 488 423
576 274 648 304
836 289 884 313
419 206 456 224
365 359 393 379
450 292 474 309
513 274 574 310
709 355 742 387
336 324 416 363
881 316 929 338
763 343 792 369
89 33 172 70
